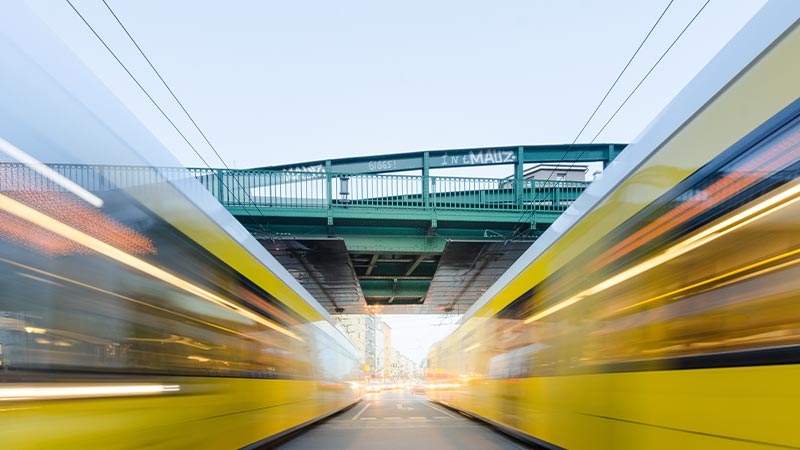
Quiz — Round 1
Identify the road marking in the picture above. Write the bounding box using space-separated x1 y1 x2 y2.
385 417 401 420
352 402 372 420
424 402 458 418
410 416 425 420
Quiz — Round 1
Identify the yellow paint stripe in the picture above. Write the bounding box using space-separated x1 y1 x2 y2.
125 182 325 323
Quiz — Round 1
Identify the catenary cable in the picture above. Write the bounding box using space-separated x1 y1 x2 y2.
587 0 711 144
65 0 277 240
513 0 717 234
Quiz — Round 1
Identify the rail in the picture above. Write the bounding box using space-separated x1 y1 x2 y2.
187 168 590 215
1 163 590 219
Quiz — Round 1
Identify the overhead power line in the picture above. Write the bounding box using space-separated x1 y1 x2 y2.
65 0 276 240
64 0 215 170
570 0 676 146
587 0 711 144
513 0 675 233
100 0 230 171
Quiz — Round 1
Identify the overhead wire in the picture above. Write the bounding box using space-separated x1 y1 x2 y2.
65 0 276 240
512 0 716 235
99 0 278 240
586 0 711 144
70 0 710 253
508 0 676 234
100 0 229 172
570 0 676 148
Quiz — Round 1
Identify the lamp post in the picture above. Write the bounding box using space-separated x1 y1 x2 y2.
339 176 350 203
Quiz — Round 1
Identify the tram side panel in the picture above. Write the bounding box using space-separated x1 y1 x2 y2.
0 4 363 448
428 5 800 449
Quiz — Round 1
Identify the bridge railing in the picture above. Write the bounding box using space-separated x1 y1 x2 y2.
1 163 199 192
18 164 590 217
185 168 590 214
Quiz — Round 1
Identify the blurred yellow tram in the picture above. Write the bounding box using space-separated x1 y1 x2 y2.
427 4 800 449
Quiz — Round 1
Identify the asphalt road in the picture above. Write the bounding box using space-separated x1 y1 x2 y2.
270 389 535 450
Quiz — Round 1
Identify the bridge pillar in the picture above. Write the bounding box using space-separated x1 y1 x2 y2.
217 169 225 203
605 144 621 168
423 152 430 209
325 160 333 227
515 147 524 208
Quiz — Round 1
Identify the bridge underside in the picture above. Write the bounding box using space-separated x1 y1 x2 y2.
244 215 542 315
37 155 615 316
258 237 533 314
215 151 612 315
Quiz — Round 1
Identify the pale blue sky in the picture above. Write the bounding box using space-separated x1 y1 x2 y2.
30 0 765 177
381 314 460 364
24 0 767 361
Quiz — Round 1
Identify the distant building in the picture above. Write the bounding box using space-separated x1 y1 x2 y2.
381 322 392 379
522 163 588 182
390 348 422 380
336 314 378 376
336 315 419 380
499 163 590 189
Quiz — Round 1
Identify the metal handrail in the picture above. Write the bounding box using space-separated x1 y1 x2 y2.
5 164 589 215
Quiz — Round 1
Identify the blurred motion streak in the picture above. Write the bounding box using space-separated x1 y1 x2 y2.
426 6 800 449
0 192 302 341
595 127 800 268
0 137 103 207
525 177 800 324
0 384 180 401
0 4 361 448
1 256 258 340
0 164 155 256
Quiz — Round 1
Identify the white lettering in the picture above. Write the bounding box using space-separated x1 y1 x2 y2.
279 164 324 181
462 150 517 165
368 160 397 171
285 164 324 174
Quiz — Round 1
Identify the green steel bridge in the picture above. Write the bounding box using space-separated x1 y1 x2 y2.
42 143 624 315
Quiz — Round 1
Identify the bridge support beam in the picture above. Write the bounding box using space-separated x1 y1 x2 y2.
343 235 447 253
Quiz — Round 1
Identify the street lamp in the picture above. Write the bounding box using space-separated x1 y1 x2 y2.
339 176 350 203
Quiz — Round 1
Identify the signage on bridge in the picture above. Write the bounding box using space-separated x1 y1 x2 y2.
330 149 516 174
258 144 623 176
321 148 520 175
434 149 517 167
